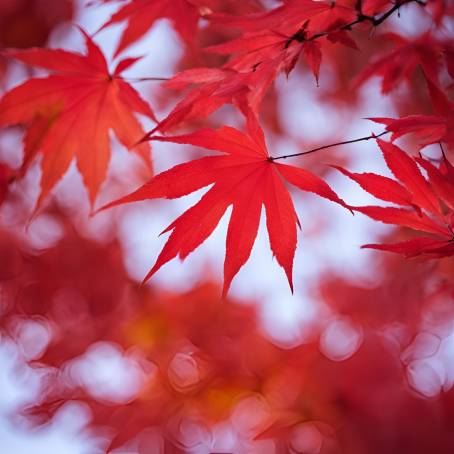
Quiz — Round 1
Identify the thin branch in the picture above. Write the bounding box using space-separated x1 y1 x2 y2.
122 76 170 83
269 130 389 161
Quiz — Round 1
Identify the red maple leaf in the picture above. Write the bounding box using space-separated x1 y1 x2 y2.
102 116 347 294
153 66 276 133
96 0 265 58
153 1 358 133
0 30 155 208
370 115 449 149
361 0 393 16
209 0 354 35
370 79 454 149
355 33 443 93
153 52 303 134
206 0 357 78
204 24 324 84
337 139 454 257
99 0 210 57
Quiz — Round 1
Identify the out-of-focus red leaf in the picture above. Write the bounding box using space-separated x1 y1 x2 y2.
99 0 202 57
0 0 73 49
371 115 448 149
355 33 442 93
0 30 155 208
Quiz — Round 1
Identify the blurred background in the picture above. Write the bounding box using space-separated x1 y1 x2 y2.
1 0 454 453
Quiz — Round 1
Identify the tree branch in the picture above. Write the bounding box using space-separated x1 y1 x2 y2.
122 76 170 83
289 0 426 44
269 130 389 161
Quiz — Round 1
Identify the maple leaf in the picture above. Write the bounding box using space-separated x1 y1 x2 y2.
153 1 359 133
361 0 393 16
337 139 454 257
0 30 155 208
102 116 346 295
355 33 443 93
209 0 353 35
370 115 449 149
202 1 357 95
153 66 271 133
99 0 208 57
204 26 324 83
96 0 264 57
370 80 454 149
153 56 298 134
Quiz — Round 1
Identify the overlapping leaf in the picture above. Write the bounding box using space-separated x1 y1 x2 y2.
371 115 449 149
209 0 354 35
153 0 357 132
103 116 346 294
337 138 454 257
99 0 203 57
370 80 454 149
152 65 278 133
355 33 442 93
0 30 155 207
97 0 265 58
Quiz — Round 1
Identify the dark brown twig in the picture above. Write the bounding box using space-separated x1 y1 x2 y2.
122 76 170 82
288 0 426 45
269 130 389 161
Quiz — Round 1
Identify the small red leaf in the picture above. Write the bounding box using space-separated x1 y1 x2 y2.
354 205 450 237
362 237 454 257
302 41 322 85
332 165 413 207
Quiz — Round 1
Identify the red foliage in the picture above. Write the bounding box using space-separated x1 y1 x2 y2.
0 30 154 207
2 208 454 452
338 138 454 257
103 115 346 293
0 0 73 49
0 0 454 452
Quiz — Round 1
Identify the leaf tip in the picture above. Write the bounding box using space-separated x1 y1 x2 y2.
140 268 155 287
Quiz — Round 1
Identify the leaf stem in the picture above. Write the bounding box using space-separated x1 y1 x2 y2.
123 76 170 82
269 130 389 161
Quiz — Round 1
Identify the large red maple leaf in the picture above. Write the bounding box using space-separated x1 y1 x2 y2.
0 30 155 207
102 116 347 294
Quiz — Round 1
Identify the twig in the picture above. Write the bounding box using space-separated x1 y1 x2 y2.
288 0 426 45
122 77 170 83
269 130 389 161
